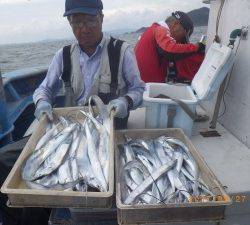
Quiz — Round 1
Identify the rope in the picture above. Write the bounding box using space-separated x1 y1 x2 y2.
214 0 226 43
218 37 242 118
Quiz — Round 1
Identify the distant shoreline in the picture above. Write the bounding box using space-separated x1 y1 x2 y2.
0 25 208 47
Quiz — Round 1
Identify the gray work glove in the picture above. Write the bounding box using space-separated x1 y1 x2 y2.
108 97 128 118
34 100 53 121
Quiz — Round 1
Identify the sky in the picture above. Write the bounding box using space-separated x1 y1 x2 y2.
0 0 207 44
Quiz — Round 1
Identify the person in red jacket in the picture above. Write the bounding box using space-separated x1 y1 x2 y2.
135 11 205 83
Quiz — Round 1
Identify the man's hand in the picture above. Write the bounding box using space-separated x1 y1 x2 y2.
108 97 128 118
197 42 206 53
34 100 53 121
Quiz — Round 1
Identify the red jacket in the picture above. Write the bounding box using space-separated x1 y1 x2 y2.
135 23 199 83
175 53 205 81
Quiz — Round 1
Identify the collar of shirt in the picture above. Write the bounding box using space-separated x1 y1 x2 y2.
78 35 106 60
158 21 169 30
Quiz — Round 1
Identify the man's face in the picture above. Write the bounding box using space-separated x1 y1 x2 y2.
69 13 103 48
169 20 187 43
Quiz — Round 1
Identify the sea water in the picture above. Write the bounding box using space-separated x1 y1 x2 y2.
0 26 207 74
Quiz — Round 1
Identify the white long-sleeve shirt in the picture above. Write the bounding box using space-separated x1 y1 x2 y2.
33 36 145 109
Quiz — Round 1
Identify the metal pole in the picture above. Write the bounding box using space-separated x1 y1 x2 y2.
0 68 5 133
210 76 228 129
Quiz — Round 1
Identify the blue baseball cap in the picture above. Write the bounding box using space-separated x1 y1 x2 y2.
63 0 103 17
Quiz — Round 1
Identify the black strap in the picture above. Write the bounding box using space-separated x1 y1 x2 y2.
62 45 72 86
107 37 124 97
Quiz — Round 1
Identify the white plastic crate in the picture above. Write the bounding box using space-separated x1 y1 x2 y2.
143 43 235 137
143 83 197 137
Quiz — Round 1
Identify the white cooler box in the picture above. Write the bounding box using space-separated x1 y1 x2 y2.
143 43 235 137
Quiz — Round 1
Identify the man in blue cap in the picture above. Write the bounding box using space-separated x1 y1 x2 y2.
33 0 145 129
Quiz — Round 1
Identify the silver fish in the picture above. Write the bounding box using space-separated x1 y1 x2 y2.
174 150 184 173
22 123 77 181
122 144 135 163
35 123 60 151
23 142 61 181
76 130 102 190
123 161 152 204
68 128 81 158
89 95 111 134
80 108 110 183
135 144 163 203
85 119 107 191
124 160 176 205
97 127 109 183
34 135 72 180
